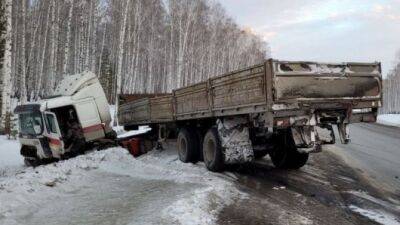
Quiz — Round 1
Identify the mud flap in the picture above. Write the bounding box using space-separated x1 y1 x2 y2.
217 118 254 164
291 126 321 153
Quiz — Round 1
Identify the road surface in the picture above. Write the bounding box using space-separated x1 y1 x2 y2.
336 123 400 194
218 123 400 225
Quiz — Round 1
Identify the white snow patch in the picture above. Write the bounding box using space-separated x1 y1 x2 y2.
164 182 241 225
0 136 24 176
272 186 286 190
0 143 246 225
117 126 151 139
377 114 400 127
347 190 400 211
348 205 400 225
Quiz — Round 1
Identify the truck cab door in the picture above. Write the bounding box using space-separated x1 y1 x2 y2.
74 99 105 141
44 111 64 158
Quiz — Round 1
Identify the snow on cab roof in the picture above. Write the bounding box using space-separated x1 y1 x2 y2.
53 71 97 97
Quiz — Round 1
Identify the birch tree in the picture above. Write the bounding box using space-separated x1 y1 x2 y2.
1 0 13 130
382 51 400 114
6 0 269 106
114 0 130 124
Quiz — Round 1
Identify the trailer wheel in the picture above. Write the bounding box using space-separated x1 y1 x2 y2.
196 129 204 161
270 132 309 169
203 127 224 172
177 128 198 163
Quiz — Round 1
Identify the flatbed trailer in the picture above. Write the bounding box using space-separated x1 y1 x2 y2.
119 59 382 172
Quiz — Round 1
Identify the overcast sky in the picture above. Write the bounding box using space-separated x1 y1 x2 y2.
217 0 400 77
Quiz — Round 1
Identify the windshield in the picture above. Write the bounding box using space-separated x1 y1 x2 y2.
18 112 44 136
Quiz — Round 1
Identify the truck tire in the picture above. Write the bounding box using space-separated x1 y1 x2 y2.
202 127 224 172
177 128 198 163
70 138 86 155
196 129 204 161
270 132 309 169
254 151 269 159
24 157 41 167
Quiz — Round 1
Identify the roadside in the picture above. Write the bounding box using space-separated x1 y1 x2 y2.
377 114 400 127
0 141 245 225
335 123 400 195
0 136 24 177
218 146 400 225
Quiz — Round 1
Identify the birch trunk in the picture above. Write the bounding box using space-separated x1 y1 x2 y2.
1 0 13 129
114 0 131 125
48 0 57 93
20 0 27 103
63 0 74 76
36 4 50 98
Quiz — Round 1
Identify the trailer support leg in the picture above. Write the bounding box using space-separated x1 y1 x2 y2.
338 122 350 144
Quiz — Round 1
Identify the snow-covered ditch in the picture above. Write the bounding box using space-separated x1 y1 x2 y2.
377 114 400 127
0 141 246 225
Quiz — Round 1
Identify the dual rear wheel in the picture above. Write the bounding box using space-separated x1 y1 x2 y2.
177 127 309 172
269 131 309 169
177 127 223 171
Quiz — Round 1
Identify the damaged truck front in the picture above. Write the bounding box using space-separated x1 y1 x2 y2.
14 72 115 166
119 59 382 172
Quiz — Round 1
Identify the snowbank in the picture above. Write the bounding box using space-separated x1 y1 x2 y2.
0 136 24 176
377 114 400 127
0 142 245 225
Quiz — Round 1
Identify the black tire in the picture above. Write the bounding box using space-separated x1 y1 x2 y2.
202 127 224 172
254 151 268 159
106 130 118 139
270 131 309 169
70 138 86 155
24 157 41 167
177 127 198 163
196 129 204 161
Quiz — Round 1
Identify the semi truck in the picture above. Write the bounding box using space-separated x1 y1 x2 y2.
118 59 382 172
14 72 116 166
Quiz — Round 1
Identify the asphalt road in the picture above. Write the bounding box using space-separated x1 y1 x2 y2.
218 122 400 225
335 123 400 194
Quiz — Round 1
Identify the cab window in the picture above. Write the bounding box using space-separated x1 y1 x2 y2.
45 113 58 134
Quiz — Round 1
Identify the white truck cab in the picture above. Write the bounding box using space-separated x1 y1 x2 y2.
14 72 115 166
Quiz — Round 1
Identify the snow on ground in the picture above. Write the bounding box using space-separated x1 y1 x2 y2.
0 138 245 225
0 136 24 176
377 114 400 127
348 205 400 225
346 191 400 225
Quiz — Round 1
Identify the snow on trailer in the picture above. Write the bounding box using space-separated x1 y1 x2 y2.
118 59 383 172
